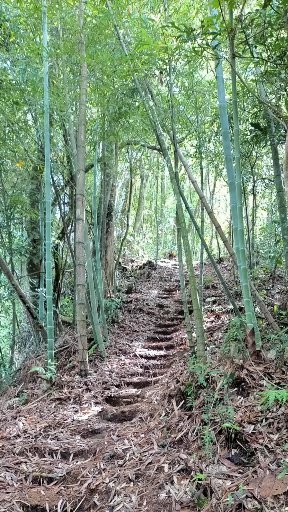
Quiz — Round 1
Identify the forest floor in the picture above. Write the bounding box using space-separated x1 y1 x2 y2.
1 260 288 512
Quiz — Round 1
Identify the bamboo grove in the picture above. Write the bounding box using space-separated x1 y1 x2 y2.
0 0 287 378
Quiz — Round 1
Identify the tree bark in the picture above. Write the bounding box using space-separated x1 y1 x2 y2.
133 165 146 235
0 256 47 341
75 0 88 376
99 140 117 295
26 146 44 308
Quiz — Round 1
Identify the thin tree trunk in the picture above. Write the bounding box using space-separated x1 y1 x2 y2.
242 179 252 269
93 139 108 342
39 188 45 324
26 148 44 308
196 108 205 307
115 151 133 272
213 9 259 345
155 156 160 262
284 130 288 204
99 139 116 295
84 224 106 357
0 169 20 366
107 1 278 333
176 207 193 347
75 0 88 376
160 165 165 252
251 171 257 269
142 85 206 361
208 173 217 253
9 300 17 370
42 0 55 373
263 98 288 274
133 168 146 235
175 174 241 317
0 256 47 340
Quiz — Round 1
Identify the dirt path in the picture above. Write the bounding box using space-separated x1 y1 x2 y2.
0 260 196 512
2 261 288 511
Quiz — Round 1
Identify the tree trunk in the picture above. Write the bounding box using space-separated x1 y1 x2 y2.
133 166 146 235
26 149 44 308
84 224 105 357
265 109 288 274
284 130 288 204
0 256 47 341
176 207 193 347
175 174 241 318
107 2 278 333
99 140 117 295
75 0 88 376
42 0 55 373
143 84 206 361
227 9 260 345
115 151 133 272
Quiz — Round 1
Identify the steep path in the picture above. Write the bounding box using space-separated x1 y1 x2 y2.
0 260 195 512
2 261 288 511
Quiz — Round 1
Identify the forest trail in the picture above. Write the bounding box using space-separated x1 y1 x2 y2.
2 261 287 512
0 260 199 512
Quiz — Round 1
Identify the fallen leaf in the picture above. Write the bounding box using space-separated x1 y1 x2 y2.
249 472 288 498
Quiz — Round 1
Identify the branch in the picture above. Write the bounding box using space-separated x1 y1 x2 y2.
122 140 162 153
85 162 94 173
0 256 47 341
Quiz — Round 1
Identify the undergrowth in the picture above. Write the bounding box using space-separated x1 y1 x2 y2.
260 387 288 409
104 297 122 323
222 317 247 360
184 357 240 461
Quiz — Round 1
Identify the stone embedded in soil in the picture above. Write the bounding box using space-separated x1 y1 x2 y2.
163 287 179 294
140 359 172 369
143 367 167 377
105 389 142 406
155 321 180 328
136 348 172 359
101 407 139 423
153 326 180 335
115 375 162 389
146 334 173 341
80 426 106 439
144 342 175 351
156 302 170 309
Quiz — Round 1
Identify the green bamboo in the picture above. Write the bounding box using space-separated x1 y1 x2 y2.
133 163 146 235
175 174 241 318
84 224 106 358
211 6 259 345
42 0 55 375
143 86 206 359
75 0 89 376
155 156 160 263
115 151 133 272
228 8 260 345
259 83 288 275
195 107 205 307
39 187 45 325
176 207 194 347
93 138 108 342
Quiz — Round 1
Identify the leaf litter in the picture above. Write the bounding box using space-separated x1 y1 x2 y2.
1 260 288 511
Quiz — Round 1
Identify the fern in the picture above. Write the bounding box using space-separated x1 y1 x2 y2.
260 388 288 409
29 365 56 382
222 317 247 359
